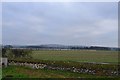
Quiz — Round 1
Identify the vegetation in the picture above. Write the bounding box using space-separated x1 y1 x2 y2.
8 58 118 71
2 49 119 79
2 65 118 78
31 50 118 63
2 48 32 59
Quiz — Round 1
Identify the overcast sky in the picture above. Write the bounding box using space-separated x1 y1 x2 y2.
2 2 118 47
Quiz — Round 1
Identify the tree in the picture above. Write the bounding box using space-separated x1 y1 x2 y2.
5 49 14 58
4 45 13 49
2 48 32 58
11 49 32 58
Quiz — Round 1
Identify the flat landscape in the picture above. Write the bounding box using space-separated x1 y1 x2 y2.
2 2 119 79
32 50 118 63
3 66 111 78
2 50 119 79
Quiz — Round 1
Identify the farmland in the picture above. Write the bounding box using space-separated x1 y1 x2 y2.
3 65 113 78
2 50 119 79
3 66 109 78
32 50 118 63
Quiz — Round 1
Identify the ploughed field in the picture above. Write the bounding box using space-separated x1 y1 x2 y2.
31 50 118 63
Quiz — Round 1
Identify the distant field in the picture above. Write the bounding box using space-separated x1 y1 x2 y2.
32 50 118 63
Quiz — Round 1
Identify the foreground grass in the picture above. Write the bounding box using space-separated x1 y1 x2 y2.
0 68 2 80
32 50 118 63
2 65 116 78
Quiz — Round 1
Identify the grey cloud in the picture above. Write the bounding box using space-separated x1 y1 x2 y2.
2 2 118 47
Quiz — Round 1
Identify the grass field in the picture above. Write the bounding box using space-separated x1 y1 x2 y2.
2 50 119 79
2 66 116 78
32 50 118 63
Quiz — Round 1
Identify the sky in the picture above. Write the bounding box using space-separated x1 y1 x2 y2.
2 2 118 47
0 2 2 44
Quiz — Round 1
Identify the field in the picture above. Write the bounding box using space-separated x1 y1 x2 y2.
2 66 116 79
32 50 118 63
2 50 119 79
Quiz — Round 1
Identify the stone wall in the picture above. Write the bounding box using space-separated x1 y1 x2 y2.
8 60 118 76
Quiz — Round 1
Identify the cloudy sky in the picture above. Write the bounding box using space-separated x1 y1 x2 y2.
2 2 118 47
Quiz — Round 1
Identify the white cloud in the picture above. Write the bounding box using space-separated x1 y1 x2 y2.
1 0 119 2
2 2 118 47
92 19 118 36
22 15 45 33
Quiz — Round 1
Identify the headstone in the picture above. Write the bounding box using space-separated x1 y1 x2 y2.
1 58 8 67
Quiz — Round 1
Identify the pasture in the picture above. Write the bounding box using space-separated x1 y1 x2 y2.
31 50 118 63
2 66 116 78
2 50 119 79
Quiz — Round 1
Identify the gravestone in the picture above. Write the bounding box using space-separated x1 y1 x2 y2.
1 58 8 67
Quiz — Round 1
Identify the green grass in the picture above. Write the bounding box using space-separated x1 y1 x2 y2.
2 50 119 79
31 50 118 63
2 66 116 78
0 68 2 80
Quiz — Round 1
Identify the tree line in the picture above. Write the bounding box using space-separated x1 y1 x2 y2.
2 48 32 58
